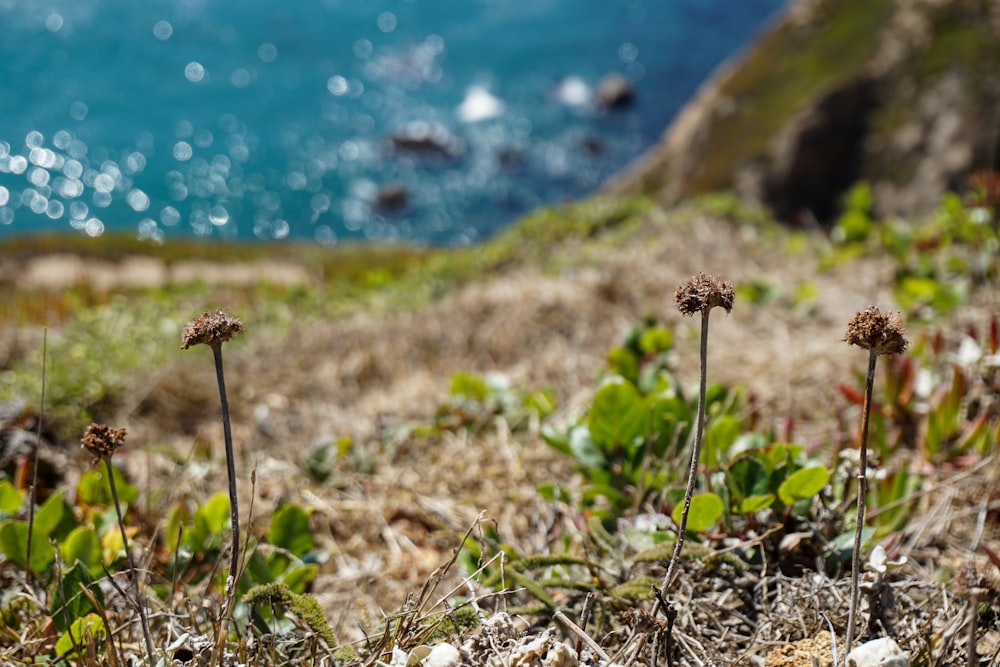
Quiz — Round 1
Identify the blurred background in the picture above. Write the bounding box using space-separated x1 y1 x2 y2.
0 0 784 246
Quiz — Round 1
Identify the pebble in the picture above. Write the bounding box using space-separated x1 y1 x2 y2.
846 638 908 667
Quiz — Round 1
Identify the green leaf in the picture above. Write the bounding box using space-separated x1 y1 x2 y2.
778 466 830 505
738 494 775 513
0 480 23 515
568 426 606 471
55 613 107 658
588 377 647 449
60 527 103 576
702 415 743 467
279 563 319 593
185 491 230 552
672 493 724 533
50 560 105 632
269 504 314 558
638 327 672 355
77 465 139 507
450 373 489 402
33 490 66 536
0 520 55 574
727 456 771 501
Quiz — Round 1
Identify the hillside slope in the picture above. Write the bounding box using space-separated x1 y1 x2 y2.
609 0 1000 223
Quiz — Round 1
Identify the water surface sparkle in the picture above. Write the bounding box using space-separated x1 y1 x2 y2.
0 0 784 245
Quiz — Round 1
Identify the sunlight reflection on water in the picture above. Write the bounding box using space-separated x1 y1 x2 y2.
0 0 784 245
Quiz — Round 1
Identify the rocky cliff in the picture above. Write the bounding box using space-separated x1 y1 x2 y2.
608 0 1000 224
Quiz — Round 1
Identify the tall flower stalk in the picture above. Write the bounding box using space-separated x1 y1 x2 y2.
181 311 247 612
81 424 156 665
656 273 734 612
842 306 908 656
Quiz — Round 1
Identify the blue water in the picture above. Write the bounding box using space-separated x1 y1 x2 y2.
0 0 784 246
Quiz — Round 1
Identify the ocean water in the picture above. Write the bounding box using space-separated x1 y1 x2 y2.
0 0 784 246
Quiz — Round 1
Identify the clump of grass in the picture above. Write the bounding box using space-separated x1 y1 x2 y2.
181 310 247 653
657 273 735 607
80 423 156 665
842 305 908 655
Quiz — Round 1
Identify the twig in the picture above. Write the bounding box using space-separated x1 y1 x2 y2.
554 610 611 663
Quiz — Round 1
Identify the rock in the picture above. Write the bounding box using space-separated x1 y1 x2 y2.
375 183 409 212
422 643 461 667
594 73 635 110
389 121 464 158
846 638 909 667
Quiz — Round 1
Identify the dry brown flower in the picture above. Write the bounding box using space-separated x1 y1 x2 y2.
674 273 735 316
843 306 908 356
81 423 126 460
181 310 247 349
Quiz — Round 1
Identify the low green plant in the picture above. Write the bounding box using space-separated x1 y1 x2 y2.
541 315 744 522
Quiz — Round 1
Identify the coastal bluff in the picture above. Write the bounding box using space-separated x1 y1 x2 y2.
608 0 1000 223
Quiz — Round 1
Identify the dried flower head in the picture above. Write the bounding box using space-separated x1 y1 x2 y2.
181 310 247 349
674 273 735 316
844 306 908 356
81 423 126 460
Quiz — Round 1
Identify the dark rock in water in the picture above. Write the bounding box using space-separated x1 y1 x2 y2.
497 147 526 170
594 73 635 110
389 121 465 158
582 136 605 156
375 183 409 212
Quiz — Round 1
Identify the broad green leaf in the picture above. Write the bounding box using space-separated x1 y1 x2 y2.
672 493 723 533
0 480 23 515
50 560 104 632
778 466 830 505
269 504 314 557
197 492 231 535
702 415 743 467
450 373 488 401
60 527 103 575
638 327 673 355
280 563 319 593
727 456 771 501
739 494 775 513
55 613 106 657
78 465 139 507
588 377 646 449
0 520 55 574
765 443 803 468
185 492 230 552
568 426 606 470
33 490 66 536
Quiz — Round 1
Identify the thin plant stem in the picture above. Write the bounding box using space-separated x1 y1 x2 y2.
105 457 156 665
845 350 877 658
211 342 241 591
657 307 711 609
26 329 46 588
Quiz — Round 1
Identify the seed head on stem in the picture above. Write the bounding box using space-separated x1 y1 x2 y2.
655 273 734 620
80 424 156 665
842 306 907 659
843 306 908 356
181 310 246 350
674 272 735 317
182 309 246 660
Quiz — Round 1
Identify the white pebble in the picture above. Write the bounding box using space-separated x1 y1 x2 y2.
847 638 909 667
